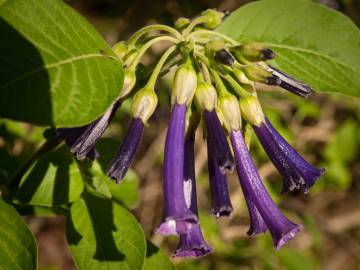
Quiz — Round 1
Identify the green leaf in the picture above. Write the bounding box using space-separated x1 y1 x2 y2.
217 0 360 97
66 192 146 270
15 146 84 207
0 0 123 126
0 198 37 270
144 240 175 270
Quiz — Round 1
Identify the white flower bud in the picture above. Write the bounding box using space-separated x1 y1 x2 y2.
239 96 265 127
218 94 241 131
195 81 217 111
131 88 158 124
120 69 136 98
172 60 197 105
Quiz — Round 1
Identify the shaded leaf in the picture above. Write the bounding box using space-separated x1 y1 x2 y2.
15 146 84 206
0 198 37 270
66 192 146 270
0 0 123 126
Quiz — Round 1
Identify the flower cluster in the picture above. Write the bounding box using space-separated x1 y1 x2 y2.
57 9 324 257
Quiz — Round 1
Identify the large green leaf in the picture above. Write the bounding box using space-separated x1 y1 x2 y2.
0 198 37 270
0 0 123 126
217 0 360 97
15 146 84 207
67 192 146 270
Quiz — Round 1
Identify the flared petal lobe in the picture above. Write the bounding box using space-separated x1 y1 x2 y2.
253 117 325 193
106 118 144 183
203 110 235 173
157 103 198 235
207 140 233 218
58 101 120 160
175 133 212 258
230 129 301 250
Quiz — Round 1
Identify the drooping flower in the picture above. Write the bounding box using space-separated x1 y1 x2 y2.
107 87 157 183
175 123 212 257
267 65 312 98
203 110 235 173
157 56 199 235
57 101 121 160
253 117 325 193
207 140 233 218
240 96 324 193
230 129 301 249
106 118 144 183
157 103 198 235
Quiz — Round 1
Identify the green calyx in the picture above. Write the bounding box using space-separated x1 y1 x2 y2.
131 87 158 124
239 96 265 127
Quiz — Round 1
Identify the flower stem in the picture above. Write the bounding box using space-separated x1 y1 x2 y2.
188 30 238 45
222 74 252 98
127 25 182 48
128 35 179 71
147 46 177 89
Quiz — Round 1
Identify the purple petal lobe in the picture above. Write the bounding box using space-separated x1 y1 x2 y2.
207 140 233 218
157 103 198 235
230 129 301 249
253 117 325 193
246 201 267 236
106 118 144 183
268 65 312 98
175 226 213 258
203 110 235 173
58 101 120 160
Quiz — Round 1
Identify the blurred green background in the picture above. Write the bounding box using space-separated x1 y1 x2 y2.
1 0 359 269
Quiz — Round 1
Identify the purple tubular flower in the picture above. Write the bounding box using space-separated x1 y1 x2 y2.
268 65 312 98
203 110 235 173
207 140 233 218
57 127 99 160
175 130 212 257
157 103 198 235
57 101 120 160
253 117 325 193
230 129 301 250
106 118 144 183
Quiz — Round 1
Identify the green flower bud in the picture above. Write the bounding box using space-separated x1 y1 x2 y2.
232 42 275 62
239 96 265 126
113 41 128 59
217 94 241 132
201 9 225 29
172 58 197 105
243 65 280 85
131 87 158 124
120 69 136 98
175 17 190 30
195 81 217 111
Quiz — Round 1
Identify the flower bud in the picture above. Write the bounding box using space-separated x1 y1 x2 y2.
239 96 265 127
243 65 280 85
175 17 190 30
194 81 217 111
172 59 197 105
232 42 275 62
201 9 225 29
214 49 234 66
131 87 158 124
120 69 136 98
217 94 241 132
112 41 128 59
